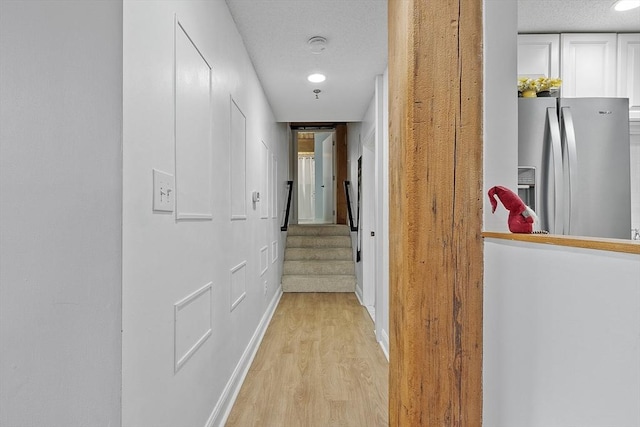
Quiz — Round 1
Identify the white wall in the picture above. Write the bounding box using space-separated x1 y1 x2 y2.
484 240 640 426
347 71 390 359
346 121 374 305
361 144 376 306
347 109 374 305
484 0 518 232
483 2 640 425
122 1 289 426
630 125 640 234
360 91 377 311
347 122 364 299
0 1 123 425
376 71 390 358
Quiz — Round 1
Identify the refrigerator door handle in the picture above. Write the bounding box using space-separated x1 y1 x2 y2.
561 107 579 235
547 107 563 233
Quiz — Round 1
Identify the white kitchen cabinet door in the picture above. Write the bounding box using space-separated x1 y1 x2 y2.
561 33 617 97
617 33 640 120
517 34 560 79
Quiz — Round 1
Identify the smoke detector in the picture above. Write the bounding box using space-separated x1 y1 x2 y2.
307 36 327 54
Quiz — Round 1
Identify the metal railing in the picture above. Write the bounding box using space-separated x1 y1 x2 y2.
343 181 358 232
281 180 294 231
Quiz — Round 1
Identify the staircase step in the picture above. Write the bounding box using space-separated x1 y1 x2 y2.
287 224 351 236
283 260 355 275
285 247 352 261
286 235 352 248
282 224 356 293
281 275 356 293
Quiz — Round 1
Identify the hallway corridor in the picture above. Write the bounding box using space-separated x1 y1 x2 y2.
226 293 388 426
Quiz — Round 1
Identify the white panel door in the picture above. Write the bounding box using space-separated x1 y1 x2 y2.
617 33 640 120
361 145 376 308
297 155 315 221
321 133 334 223
561 33 617 97
517 34 560 79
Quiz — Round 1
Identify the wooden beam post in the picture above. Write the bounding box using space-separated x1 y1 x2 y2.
388 0 483 425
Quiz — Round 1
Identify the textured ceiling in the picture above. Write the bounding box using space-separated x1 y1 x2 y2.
225 0 639 124
519 0 640 33
225 0 387 123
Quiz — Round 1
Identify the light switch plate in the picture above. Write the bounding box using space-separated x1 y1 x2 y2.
153 169 174 212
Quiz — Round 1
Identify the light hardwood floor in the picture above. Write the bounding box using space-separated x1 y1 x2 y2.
226 292 389 426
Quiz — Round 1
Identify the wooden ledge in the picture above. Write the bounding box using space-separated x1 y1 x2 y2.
482 232 640 255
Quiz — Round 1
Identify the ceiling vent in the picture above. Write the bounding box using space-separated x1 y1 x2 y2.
307 36 327 54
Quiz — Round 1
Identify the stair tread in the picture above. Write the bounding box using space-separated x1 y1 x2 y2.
287 225 351 236
284 250 353 261
286 235 352 248
281 274 355 292
282 274 356 280
284 259 354 264
287 236 351 240
283 260 355 275
285 247 351 252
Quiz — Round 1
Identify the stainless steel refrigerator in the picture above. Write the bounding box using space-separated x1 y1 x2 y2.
518 97 631 239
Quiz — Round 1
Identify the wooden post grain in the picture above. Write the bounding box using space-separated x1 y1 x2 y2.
388 0 483 425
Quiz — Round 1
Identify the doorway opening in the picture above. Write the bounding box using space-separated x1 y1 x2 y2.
295 129 336 224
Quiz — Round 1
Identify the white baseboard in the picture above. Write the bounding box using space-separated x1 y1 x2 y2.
205 286 283 427
365 305 375 322
379 328 389 362
355 284 364 305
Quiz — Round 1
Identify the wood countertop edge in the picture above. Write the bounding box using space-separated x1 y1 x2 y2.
482 232 640 255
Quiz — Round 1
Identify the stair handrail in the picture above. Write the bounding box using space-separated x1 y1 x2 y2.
344 181 358 232
281 180 294 231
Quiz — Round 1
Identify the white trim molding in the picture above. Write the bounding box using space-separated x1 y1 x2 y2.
205 288 283 427
174 282 213 373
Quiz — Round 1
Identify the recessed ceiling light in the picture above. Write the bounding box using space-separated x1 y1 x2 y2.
613 0 640 11
307 73 326 83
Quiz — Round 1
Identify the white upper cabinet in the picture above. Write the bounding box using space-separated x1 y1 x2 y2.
517 34 560 79
518 33 638 118
561 33 617 97
617 34 640 120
